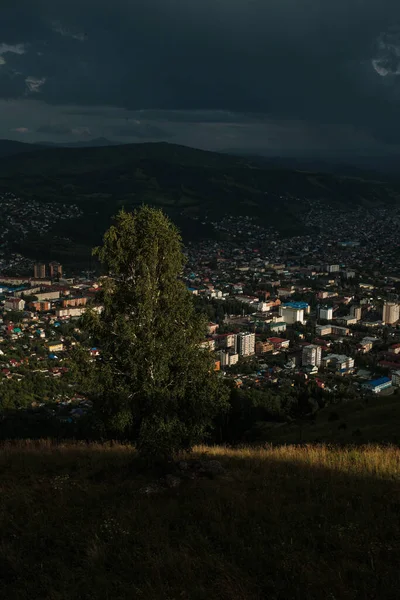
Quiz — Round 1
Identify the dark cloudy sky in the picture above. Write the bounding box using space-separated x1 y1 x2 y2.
1 0 400 155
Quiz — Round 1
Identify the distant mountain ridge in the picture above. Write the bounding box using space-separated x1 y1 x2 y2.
1 137 399 178
0 139 44 158
1 140 399 267
37 137 122 149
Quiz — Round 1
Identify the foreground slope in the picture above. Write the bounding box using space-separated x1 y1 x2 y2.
0 442 399 600
1 141 400 265
258 393 400 445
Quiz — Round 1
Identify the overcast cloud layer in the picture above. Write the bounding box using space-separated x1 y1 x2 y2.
1 0 400 155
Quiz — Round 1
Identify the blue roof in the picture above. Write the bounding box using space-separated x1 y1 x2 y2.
365 377 391 388
283 301 309 309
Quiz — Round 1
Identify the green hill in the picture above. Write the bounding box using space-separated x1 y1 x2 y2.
1 441 399 600
2 141 400 266
256 393 400 445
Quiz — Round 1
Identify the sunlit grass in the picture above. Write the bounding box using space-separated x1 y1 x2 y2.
0 440 399 599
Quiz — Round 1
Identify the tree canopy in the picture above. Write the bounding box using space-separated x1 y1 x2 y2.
77 206 229 459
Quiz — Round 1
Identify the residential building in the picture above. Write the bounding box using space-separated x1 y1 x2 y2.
47 341 64 353
319 306 333 321
362 377 392 394
34 262 46 278
35 291 60 302
350 305 362 321
315 324 332 336
200 339 215 351
207 322 219 335
255 341 274 354
219 350 239 367
269 321 287 333
31 301 51 312
49 262 63 278
392 371 400 386
327 264 340 273
382 301 399 325
338 316 358 326
279 305 305 325
267 337 290 351
237 332 255 356
56 307 85 318
331 325 350 336
62 297 87 308
322 354 354 375
225 334 238 352
277 286 295 298
302 344 322 367
4 298 25 311
345 270 356 279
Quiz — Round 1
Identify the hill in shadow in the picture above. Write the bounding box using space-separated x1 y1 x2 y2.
0 441 399 600
1 141 400 267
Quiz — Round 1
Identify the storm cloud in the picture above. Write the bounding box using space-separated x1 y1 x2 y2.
1 0 400 153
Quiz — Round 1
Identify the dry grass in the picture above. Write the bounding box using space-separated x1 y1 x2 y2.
0 440 399 600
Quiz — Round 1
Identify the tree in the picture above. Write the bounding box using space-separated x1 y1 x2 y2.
76 207 229 461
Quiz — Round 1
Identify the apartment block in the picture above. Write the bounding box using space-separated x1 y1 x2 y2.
237 332 255 356
302 344 322 367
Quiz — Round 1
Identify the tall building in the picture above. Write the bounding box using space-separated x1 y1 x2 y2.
219 350 239 367
302 344 322 367
319 306 333 321
279 306 304 325
350 305 362 321
34 262 46 278
382 302 399 325
279 302 308 325
49 262 63 278
237 332 255 356
226 334 237 352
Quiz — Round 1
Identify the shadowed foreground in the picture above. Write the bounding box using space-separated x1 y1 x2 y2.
0 441 399 600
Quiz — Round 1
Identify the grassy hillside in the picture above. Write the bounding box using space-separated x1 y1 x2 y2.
2 141 400 266
257 393 400 446
1 441 399 599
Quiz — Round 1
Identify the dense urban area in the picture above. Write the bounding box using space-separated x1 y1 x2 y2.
1 204 400 441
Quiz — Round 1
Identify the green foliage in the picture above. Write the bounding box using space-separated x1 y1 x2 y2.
214 386 297 444
76 207 229 459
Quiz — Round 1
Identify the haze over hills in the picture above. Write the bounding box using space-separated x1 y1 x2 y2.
220 148 400 179
1 140 400 267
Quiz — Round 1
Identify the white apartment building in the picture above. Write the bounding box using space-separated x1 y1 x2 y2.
237 332 255 356
279 306 305 325
302 344 322 367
